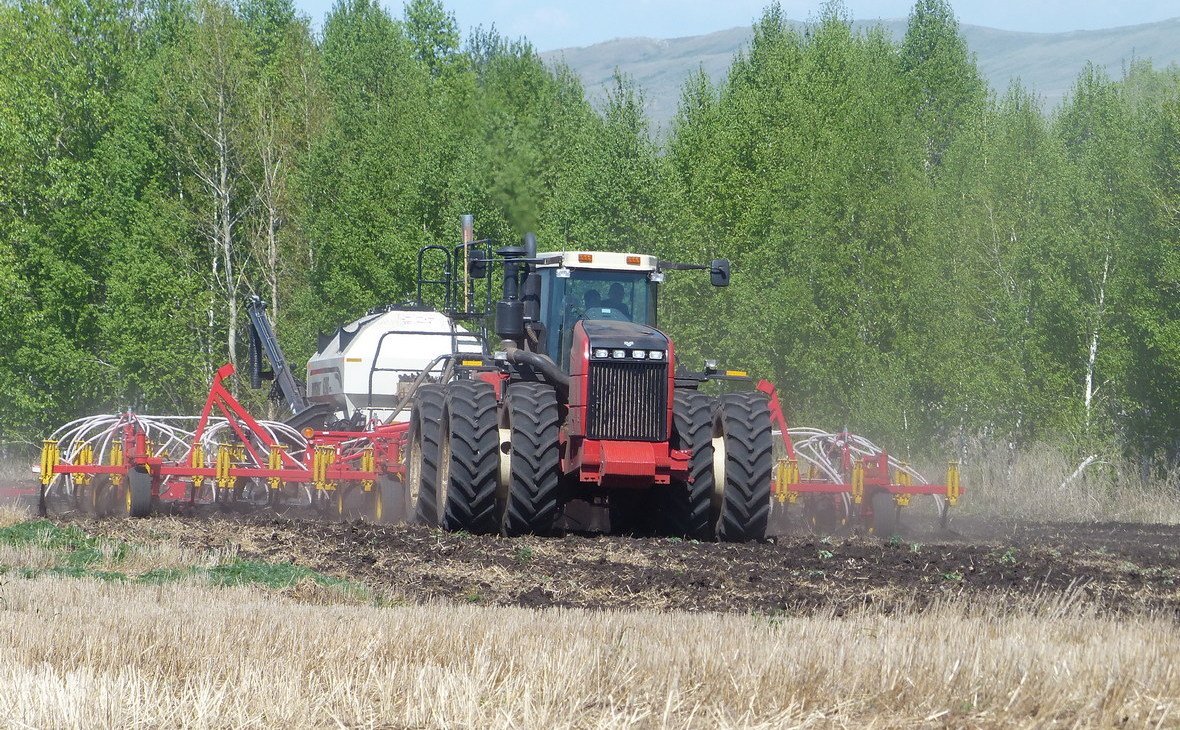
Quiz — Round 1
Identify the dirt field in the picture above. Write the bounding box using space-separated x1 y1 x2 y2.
4 488 1180 726
54 509 1180 616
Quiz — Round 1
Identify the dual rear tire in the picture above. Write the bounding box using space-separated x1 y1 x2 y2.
406 379 562 536
665 390 773 542
499 383 561 536
438 381 500 533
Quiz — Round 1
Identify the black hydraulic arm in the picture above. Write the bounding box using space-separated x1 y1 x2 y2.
246 296 310 415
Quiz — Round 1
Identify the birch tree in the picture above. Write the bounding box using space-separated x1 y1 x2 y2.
160 0 252 373
239 0 318 325
1056 66 1146 438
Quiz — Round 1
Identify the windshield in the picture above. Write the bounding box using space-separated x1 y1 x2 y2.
539 268 658 370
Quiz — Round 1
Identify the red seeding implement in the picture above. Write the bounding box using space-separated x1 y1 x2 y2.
37 215 962 539
38 363 409 522
759 381 962 536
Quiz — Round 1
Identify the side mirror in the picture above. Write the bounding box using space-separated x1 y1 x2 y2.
710 259 730 287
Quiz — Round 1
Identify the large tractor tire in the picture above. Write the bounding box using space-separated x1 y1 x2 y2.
406 384 446 526
126 467 153 518
439 380 499 534
662 390 716 540
712 392 773 542
500 382 561 536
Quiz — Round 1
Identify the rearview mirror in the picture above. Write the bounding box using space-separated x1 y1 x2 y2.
710 259 730 287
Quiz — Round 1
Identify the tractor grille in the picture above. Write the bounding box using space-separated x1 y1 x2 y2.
587 361 668 442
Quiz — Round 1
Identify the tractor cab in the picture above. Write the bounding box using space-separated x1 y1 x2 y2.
530 252 661 371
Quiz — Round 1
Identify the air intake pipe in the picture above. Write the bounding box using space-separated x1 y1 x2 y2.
503 342 569 391
495 233 536 345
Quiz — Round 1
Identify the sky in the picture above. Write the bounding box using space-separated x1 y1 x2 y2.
294 0 1180 50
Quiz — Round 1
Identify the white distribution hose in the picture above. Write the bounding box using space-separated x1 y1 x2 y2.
42 413 309 504
774 427 948 514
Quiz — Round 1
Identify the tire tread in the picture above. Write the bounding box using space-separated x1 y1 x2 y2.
442 380 500 534
502 382 561 536
715 391 773 542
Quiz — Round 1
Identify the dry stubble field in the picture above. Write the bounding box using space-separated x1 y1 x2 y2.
0 474 1179 727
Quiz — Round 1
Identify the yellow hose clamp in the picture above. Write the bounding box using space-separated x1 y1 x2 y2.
895 463 911 488
216 443 234 489
852 459 865 505
946 462 961 506
361 446 375 492
267 444 286 491
110 441 124 486
313 445 337 492
72 442 94 486
893 464 910 507
774 459 799 504
190 443 205 488
39 440 59 486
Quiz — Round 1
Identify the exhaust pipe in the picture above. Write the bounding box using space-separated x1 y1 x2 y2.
461 214 474 312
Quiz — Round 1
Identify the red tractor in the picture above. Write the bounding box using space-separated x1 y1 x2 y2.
405 231 773 541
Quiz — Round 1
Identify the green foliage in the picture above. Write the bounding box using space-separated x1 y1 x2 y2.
0 519 365 594
900 0 986 168
0 0 1176 468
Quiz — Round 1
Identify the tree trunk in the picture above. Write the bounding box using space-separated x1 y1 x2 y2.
1083 252 1110 429
217 87 238 376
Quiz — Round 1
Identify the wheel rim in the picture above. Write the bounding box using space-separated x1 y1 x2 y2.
438 424 451 523
710 433 726 515
407 436 422 510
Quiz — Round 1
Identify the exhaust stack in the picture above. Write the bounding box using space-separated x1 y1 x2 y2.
461 214 474 312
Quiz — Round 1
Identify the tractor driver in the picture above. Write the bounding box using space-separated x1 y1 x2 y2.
583 289 602 310
604 282 631 319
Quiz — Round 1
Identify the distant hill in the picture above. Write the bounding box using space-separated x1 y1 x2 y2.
540 17 1180 132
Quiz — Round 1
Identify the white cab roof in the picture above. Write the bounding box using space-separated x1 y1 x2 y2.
536 251 658 272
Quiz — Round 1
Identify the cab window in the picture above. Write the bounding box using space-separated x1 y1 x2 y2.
538 268 658 370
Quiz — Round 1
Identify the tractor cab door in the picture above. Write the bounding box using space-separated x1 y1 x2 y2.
535 267 659 372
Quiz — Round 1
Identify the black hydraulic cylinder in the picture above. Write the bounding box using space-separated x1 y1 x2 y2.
245 296 311 415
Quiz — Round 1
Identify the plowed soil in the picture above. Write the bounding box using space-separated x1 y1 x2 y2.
62 511 1180 615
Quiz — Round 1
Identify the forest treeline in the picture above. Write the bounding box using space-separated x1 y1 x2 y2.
1 0 1177 466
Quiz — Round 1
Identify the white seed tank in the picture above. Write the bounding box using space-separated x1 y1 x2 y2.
305 307 483 422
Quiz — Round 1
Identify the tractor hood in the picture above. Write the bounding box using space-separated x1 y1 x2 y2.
580 319 669 351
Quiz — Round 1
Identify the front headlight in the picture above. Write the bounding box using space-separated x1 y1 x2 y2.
632 350 647 360
611 349 626 359
648 350 665 360
593 348 609 359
